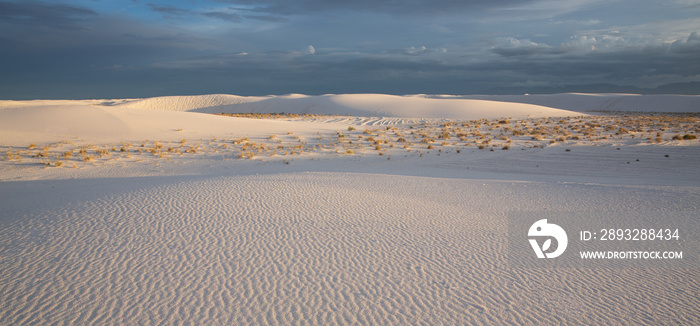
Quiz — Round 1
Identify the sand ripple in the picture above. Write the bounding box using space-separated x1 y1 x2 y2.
0 173 698 324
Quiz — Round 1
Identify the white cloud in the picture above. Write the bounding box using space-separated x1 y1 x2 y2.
405 46 427 54
562 34 627 52
489 0 615 21
303 45 316 55
489 37 557 56
551 19 602 26
577 17 700 45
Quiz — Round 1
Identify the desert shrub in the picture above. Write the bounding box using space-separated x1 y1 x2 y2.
28 143 37 150
683 134 697 140
348 126 356 131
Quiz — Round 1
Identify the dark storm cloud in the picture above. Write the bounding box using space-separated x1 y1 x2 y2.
218 0 535 15
0 0 97 28
241 14 288 23
0 1 212 89
491 45 563 57
670 31 700 54
0 1 97 19
202 11 243 22
143 28 700 96
147 4 190 16
485 32 700 80
0 0 698 99
146 3 270 23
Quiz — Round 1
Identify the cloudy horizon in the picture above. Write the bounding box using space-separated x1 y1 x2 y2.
1 0 699 99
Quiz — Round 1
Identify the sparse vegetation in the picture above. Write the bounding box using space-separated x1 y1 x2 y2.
2 113 696 169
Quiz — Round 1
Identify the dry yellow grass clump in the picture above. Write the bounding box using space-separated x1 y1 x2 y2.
2 113 696 169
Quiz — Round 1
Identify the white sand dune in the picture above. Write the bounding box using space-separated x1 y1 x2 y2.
112 94 268 112
0 93 585 146
115 93 584 119
4 92 697 146
1 169 698 324
112 92 700 116
0 93 698 325
0 103 349 146
428 93 700 113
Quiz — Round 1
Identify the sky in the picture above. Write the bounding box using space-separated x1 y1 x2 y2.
1 0 699 99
